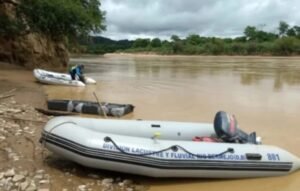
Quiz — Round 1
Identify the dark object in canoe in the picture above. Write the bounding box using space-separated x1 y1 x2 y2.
47 99 135 117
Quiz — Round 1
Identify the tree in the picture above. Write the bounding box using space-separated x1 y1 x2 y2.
234 36 247 43
17 0 106 40
256 31 278 42
209 39 225 55
150 38 162 48
294 26 300 36
274 37 299 55
186 34 201 45
287 28 296 37
171 35 180 42
0 12 25 36
133 38 150 48
244 26 257 41
278 21 289 37
289 26 300 38
244 25 278 42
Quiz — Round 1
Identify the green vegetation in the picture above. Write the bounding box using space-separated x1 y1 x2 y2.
0 12 24 36
82 21 300 56
0 0 106 41
1 1 299 56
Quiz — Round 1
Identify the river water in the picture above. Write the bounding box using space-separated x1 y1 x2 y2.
44 54 300 191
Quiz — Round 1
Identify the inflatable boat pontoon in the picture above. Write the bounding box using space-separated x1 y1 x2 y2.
33 69 96 87
47 99 135 117
40 111 300 178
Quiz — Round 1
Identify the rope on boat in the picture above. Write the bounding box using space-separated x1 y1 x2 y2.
104 136 234 159
41 121 77 160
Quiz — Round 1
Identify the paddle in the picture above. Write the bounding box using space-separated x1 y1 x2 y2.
93 92 107 118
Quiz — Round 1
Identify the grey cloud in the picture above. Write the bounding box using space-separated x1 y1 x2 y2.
101 0 300 40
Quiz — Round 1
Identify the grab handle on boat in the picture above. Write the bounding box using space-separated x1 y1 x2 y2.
245 153 262 160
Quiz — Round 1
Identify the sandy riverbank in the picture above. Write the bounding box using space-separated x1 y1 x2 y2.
0 62 46 107
0 62 146 191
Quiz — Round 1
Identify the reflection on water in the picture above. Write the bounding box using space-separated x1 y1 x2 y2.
44 55 300 191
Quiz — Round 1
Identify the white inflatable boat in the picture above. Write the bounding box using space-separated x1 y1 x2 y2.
40 111 300 178
33 69 96 87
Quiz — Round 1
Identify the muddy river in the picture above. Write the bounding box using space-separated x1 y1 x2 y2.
44 55 300 191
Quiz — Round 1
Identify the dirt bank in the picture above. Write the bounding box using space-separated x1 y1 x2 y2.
0 63 147 191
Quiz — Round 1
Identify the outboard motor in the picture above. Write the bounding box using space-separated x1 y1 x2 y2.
214 111 258 144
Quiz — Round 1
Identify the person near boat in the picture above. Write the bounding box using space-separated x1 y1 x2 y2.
69 64 85 83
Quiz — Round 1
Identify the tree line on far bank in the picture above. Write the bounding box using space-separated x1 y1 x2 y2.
82 21 300 56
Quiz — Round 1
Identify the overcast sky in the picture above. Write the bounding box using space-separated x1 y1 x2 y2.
101 0 300 40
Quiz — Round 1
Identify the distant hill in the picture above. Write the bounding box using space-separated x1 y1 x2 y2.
90 36 116 44
79 36 133 54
